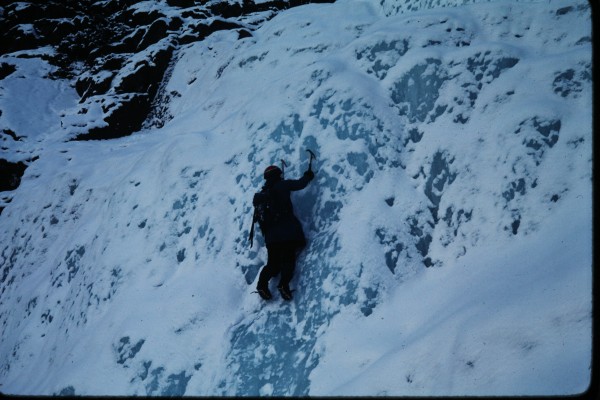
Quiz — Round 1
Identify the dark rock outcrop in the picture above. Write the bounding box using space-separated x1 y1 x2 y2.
1 0 335 142
0 159 26 192
0 63 16 80
0 159 27 214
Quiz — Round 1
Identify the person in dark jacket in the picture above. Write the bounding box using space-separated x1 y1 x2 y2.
255 164 314 300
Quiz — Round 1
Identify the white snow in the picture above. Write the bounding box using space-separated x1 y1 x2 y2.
0 0 592 396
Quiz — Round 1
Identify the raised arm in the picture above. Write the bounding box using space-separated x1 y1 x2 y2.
282 170 314 191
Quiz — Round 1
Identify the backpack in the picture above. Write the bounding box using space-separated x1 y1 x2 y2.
248 187 281 247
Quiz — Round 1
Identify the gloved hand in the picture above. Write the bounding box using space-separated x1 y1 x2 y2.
304 169 315 181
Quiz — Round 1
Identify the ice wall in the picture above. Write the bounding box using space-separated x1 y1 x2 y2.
0 0 592 396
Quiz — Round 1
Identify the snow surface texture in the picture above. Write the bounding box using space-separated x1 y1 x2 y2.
0 0 592 396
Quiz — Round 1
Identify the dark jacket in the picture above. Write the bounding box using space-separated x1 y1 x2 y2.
260 171 313 246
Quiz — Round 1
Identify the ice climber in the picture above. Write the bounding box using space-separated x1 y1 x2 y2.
250 164 315 301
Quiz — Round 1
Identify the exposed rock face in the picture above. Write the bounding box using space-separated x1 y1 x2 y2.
0 159 26 192
0 159 27 214
0 0 334 141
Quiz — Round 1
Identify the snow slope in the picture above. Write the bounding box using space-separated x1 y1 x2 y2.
0 0 593 396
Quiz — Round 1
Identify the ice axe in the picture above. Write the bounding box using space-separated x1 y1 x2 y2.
306 149 316 172
280 159 287 178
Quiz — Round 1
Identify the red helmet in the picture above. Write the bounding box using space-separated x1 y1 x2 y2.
263 165 282 180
